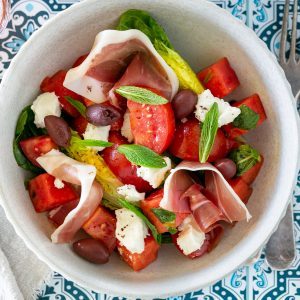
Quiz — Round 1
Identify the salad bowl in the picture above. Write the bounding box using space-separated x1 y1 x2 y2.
0 0 299 297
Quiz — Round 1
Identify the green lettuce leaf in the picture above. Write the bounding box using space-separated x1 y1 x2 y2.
13 105 46 173
116 9 204 94
66 138 123 209
154 40 204 93
116 9 173 49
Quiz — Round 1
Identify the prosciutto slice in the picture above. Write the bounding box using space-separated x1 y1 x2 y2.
175 215 224 258
181 184 226 233
37 149 103 243
160 161 251 223
64 29 179 103
160 169 194 213
197 223 224 256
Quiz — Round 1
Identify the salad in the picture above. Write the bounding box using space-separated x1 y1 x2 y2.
13 10 266 271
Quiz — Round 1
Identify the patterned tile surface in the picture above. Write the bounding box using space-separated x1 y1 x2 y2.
1 1 300 299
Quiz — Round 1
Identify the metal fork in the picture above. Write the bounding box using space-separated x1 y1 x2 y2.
265 0 298 269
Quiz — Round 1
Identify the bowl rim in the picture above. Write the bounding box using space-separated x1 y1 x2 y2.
0 0 299 297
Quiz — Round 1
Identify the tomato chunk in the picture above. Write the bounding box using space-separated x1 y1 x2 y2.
71 115 88 136
228 178 253 204
102 131 152 193
82 206 117 253
40 70 83 117
82 97 94 107
226 138 241 151
240 156 264 185
140 189 188 233
223 94 267 138
117 235 160 271
20 135 57 167
127 100 175 154
197 57 240 98
28 174 78 213
169 118 230 162
48 199 79 227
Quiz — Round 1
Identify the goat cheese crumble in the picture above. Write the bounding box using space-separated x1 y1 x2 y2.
115 208 148 254
195 89 240 127
31 92 61 128
83 123 110 151
121 110 134 143
54 178 65 189
177 215 206 255
117 184 145 202
136 157 171 188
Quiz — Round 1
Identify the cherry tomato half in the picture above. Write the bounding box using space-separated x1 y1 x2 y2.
102 131 153 193
127 100 175 154
168 118 229 162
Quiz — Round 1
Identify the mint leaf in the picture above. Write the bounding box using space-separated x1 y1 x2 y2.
233 105 259 130
118 198 161 244
117 144 167 168
71 136 113 148
199 103 219 163
229 144 261 176
65 96 86 116
115 86 168 105
151 208 176 223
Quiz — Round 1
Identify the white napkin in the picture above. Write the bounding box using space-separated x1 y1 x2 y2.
0 206 51 300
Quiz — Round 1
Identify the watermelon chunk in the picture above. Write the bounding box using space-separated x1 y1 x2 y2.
28 174 78 212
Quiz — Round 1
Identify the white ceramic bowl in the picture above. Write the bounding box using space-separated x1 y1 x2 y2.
0 0 299 297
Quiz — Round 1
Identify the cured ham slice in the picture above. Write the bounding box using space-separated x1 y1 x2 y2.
181 184 226 233
64 29 179 103
109 52 173 104
160 161 251 223
204 171 251 222
37 149 103 243
189 223 224 258
48 199 80 227
173 216 224 258
160 169 194 213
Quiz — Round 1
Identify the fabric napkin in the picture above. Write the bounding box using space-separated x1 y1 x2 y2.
0 206 51 300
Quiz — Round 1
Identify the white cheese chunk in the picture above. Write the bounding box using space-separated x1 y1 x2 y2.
31 92 61 128
121 110 134 143
195 89 240 127
117 184 145 202
54 178 65 189
136 157 171 188
177 215 205 255
83 123 111 151
115 208 148 254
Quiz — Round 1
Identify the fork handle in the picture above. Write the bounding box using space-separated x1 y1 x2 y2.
265 201 295 269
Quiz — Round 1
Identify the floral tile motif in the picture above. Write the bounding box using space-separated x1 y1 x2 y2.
0 0 79 78
1 0 300 299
